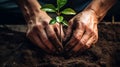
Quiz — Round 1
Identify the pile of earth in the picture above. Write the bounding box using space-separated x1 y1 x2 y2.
0 23 120 67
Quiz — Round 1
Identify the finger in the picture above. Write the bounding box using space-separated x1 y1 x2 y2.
71 28 93 53
93 24 98 44
45 25 63 53
80 27 94 45
66 44 88 57
68 42 86 57
27 32 51 53
74 25 98 56
75 45 88 56
34 24 55 52
37 29 55 52
63 20 74 43
68 43 89 57
74 26 98 56
74 35 97 56
86 34 98 48
64 22 85 51
64 30 84 52
64 36 78 52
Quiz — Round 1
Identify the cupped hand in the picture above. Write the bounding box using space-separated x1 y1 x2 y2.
64 9 98 56
26 10 64 54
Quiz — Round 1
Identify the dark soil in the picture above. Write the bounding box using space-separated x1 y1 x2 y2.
0 23 120 67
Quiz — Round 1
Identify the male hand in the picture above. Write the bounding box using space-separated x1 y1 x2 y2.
64 9 98 56
26 10 64 54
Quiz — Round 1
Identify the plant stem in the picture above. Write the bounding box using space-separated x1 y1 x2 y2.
57 10 62 43
60 24 62 43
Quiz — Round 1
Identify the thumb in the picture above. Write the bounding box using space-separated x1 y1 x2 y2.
63 20 74 45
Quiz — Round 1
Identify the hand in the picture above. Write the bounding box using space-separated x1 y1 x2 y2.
26 10 64 54
64 9 98 56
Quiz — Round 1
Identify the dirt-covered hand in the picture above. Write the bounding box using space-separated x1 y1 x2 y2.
64 9 98 56
26 10 64 54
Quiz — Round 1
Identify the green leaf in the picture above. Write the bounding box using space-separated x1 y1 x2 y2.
61 8 76 15
56 16 64 22
57 0 67 9
49 19 57 24
41 4 56 12
62 20 68 26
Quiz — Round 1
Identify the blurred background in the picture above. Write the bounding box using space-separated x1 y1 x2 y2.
0 0 120 24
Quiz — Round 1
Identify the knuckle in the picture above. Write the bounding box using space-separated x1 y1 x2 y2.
75 31 83 36
54 23 59 27
73 34 81 41
81 38 87 45
42 21 49 26
33 24 43 30
86 42 92 47
89 31 95 37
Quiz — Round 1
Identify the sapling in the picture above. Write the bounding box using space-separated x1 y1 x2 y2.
41 0 76 43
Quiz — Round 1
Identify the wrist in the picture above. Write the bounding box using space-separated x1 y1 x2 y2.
85 8 100 21
17 0 43 22
84 0 116 21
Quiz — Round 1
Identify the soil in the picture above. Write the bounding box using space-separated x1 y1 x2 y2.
0 23 120 67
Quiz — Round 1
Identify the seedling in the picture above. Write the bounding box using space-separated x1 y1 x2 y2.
41 0 76 43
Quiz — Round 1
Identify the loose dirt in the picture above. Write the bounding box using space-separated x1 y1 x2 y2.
0 23 120 67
